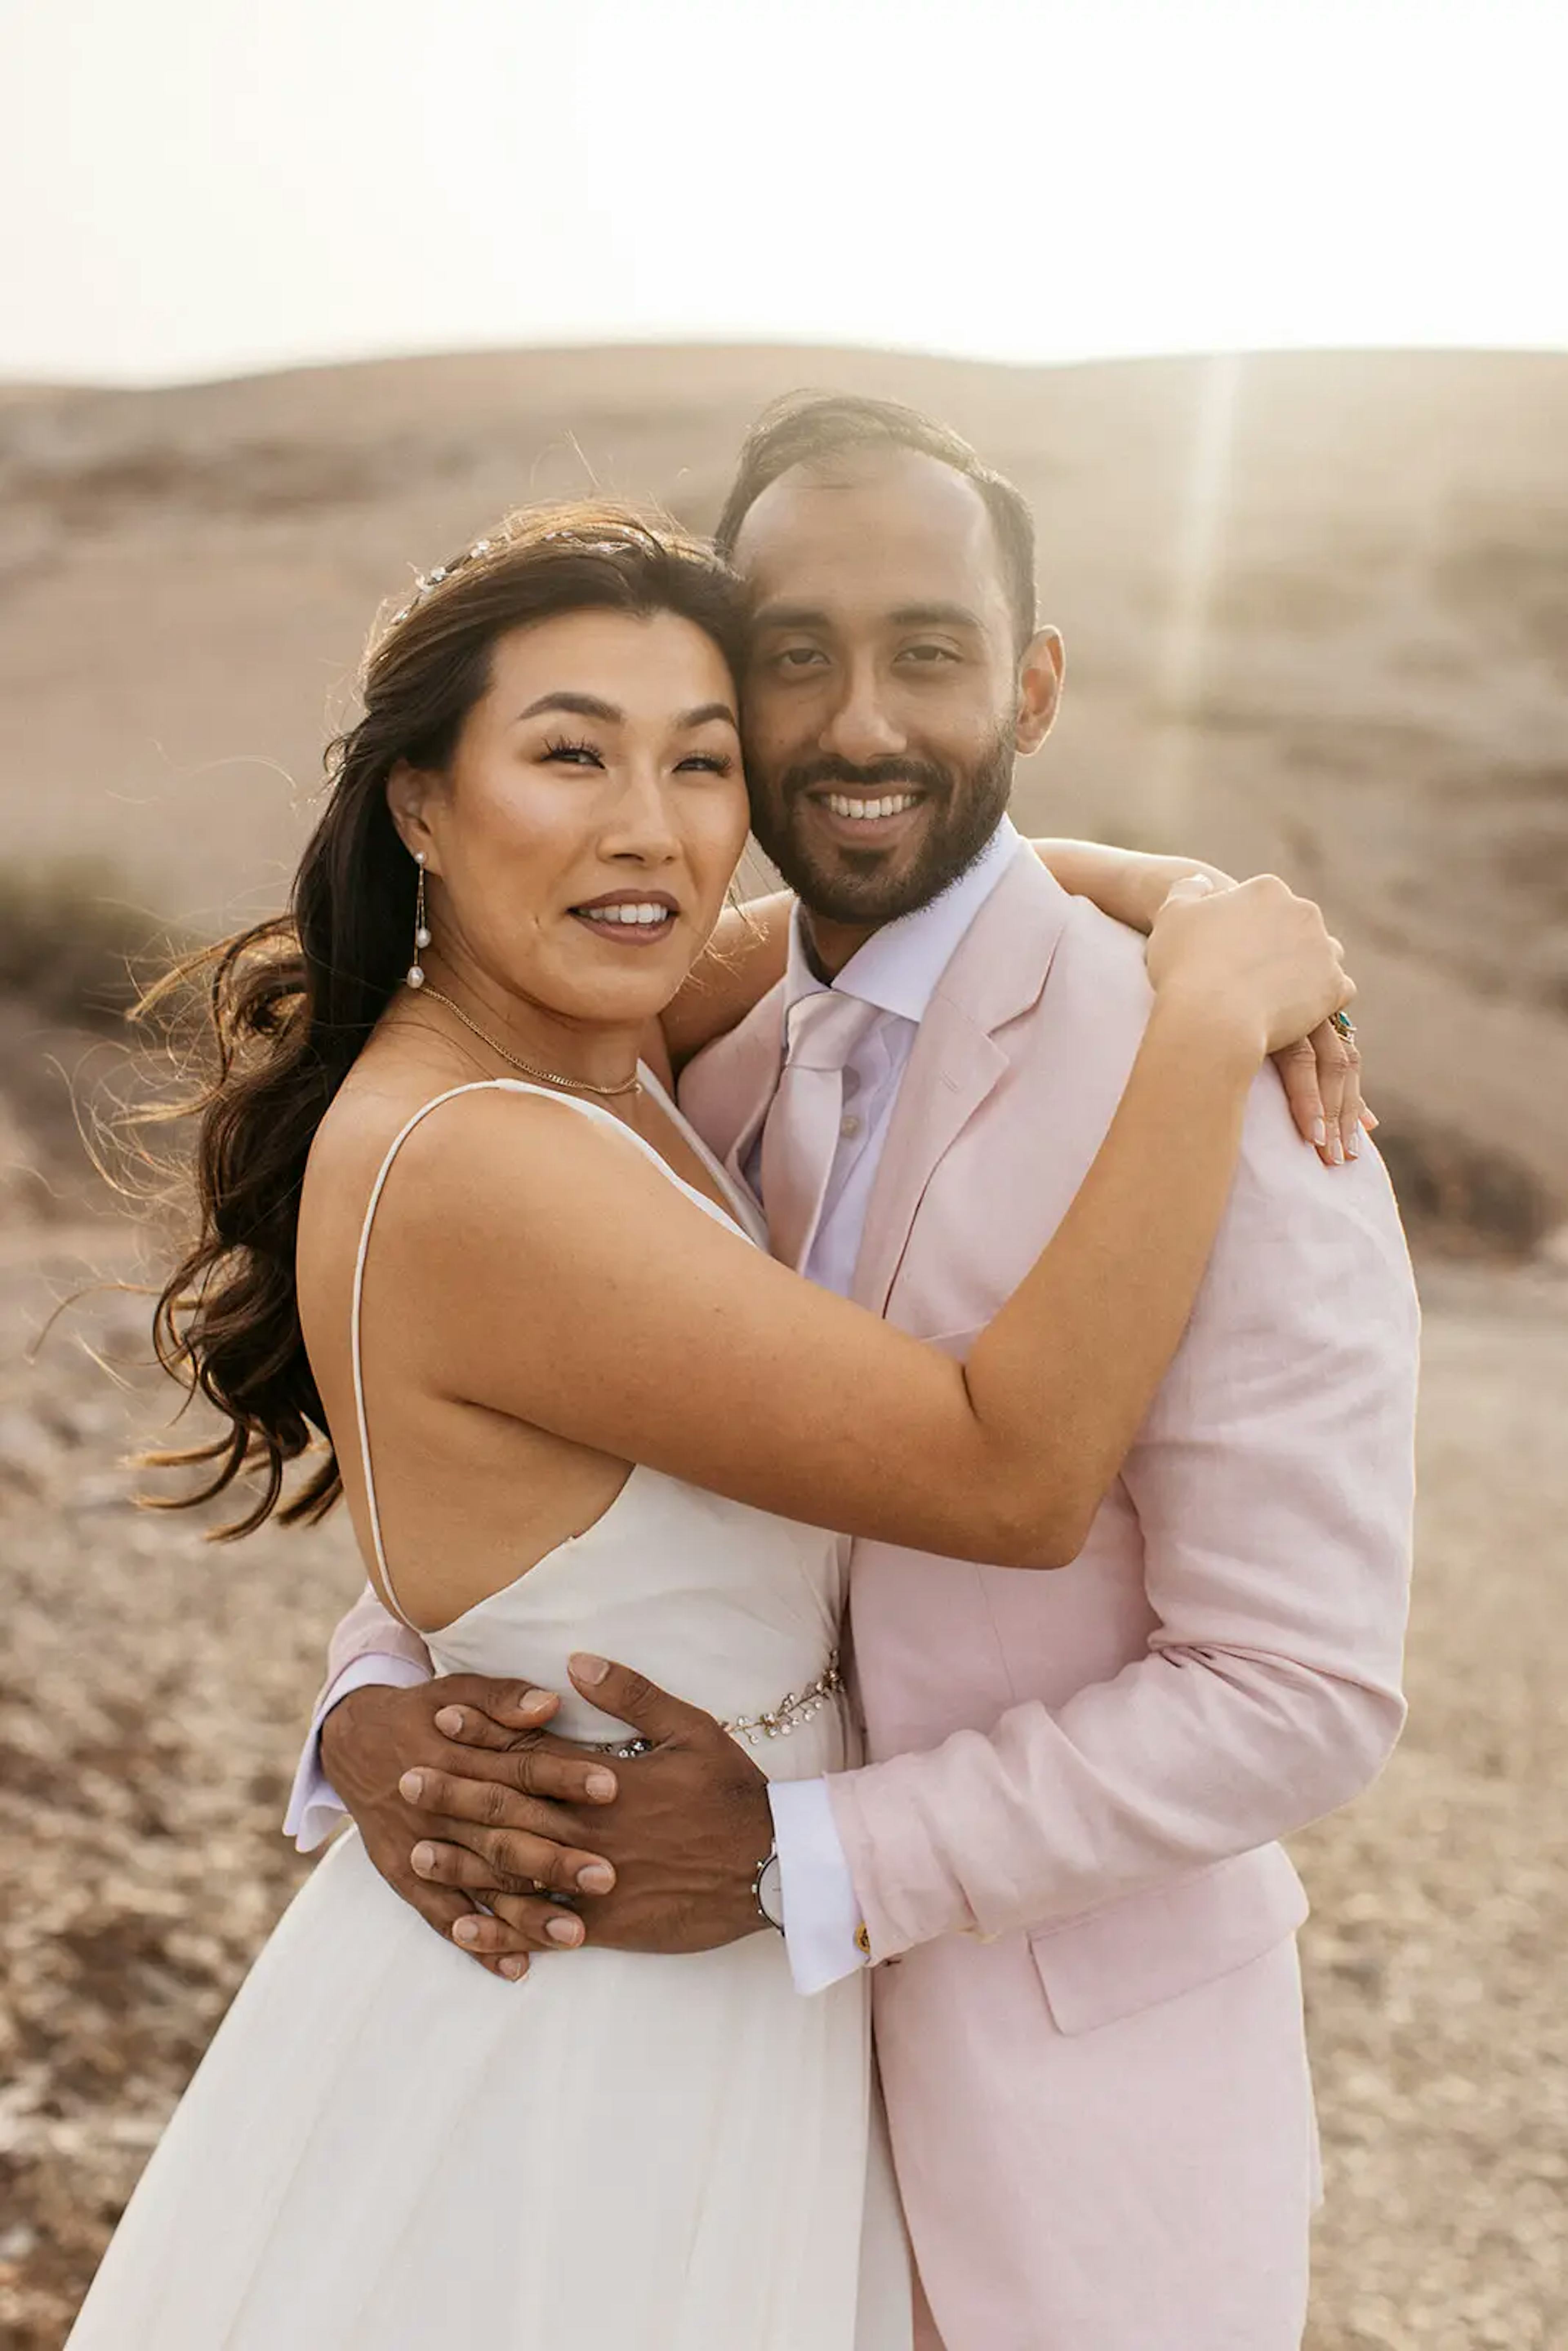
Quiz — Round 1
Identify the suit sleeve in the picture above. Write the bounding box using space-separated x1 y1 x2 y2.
319 1578 434 1705
826 1074 1419 1958
280 1585 435 1850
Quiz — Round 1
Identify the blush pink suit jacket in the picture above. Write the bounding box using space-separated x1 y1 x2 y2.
325 846 1418 2349
680 846 1418 2350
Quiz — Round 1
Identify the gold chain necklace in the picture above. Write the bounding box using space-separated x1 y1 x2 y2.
414 986 642 1100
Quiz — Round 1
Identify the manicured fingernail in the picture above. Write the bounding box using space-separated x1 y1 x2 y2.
453 1917 481 1945
1363 1110 1379 1131
570 1652 609 1686
500 1956 529 1981
518 1690 554 1718
546 1915 584 1946
584 1769 617 1802
1311 1120 1327 1148
412 1842 437 1875
1329 1137 1344 1165
577 1863 614 1894
1345 1131 1359 1159
434 1708 464 1737
399 1770 425 1803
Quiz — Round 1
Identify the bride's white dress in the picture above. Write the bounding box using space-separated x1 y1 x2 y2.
66 1079 913 2350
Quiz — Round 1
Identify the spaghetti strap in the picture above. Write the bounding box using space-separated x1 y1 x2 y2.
637 1062 769 1245
349 1072 751 1626
351 1079 624 1627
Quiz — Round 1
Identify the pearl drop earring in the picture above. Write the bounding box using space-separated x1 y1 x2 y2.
407 852 431 988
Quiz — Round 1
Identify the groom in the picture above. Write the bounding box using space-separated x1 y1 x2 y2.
290 395 1419 2348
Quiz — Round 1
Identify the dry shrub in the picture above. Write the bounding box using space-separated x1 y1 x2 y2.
0 863 198 1219
0 861 173 1034
1376 1113 1553 1259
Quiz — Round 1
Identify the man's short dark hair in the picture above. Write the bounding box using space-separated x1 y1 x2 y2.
714 391 1038 650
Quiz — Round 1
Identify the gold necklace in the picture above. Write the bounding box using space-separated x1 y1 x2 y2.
414 986 642 1100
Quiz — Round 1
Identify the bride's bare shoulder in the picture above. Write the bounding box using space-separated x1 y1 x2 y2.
299 1066 465 1210
306 1071 670 1260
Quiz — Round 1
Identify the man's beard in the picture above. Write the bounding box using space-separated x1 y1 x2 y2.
747 727 1015 926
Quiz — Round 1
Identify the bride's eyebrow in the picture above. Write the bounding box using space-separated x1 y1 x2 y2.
514 691 622 725
510 693 738 730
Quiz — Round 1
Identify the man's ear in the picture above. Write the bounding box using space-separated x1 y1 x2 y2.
1014 627 1065 755
386 760 440 871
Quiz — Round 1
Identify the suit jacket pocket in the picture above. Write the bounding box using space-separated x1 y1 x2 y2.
1027 1843 1308 2036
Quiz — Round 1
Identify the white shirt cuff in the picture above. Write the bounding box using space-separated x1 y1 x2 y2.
768 1775 868 1995
283 1652 432 1853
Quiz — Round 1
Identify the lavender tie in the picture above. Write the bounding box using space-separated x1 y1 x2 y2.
759 990 876 1275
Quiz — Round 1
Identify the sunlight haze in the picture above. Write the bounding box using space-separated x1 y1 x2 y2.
4 0 1566 384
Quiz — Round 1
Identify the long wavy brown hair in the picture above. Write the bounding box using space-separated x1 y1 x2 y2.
139 503 747 1538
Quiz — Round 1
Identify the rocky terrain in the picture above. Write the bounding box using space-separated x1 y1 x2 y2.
2 1153 1563 2349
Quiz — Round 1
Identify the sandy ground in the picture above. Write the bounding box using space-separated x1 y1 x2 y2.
0 1191 1563 2349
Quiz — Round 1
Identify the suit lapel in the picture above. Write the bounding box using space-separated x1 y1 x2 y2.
851 1006 1008 1311
851 847 1078 1314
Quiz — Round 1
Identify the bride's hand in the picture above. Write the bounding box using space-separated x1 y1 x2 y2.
1147 875 1361 1162
1032 841 1370 1161
1270 1014 1368 1167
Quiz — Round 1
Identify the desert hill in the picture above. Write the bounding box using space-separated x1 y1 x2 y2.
2 343 1565 1233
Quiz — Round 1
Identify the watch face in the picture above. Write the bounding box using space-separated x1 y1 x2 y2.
757 1854 785 1930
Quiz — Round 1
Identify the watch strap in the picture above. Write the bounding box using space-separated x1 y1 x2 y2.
751 1846 785 1934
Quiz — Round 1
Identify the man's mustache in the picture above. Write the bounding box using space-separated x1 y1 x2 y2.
778 755 953 806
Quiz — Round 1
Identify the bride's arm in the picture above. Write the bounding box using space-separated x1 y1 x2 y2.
389 882 1346 1572
657 890 794 1071
658 845 1223 1071
1031 839 1232 931
656 845 1365 1163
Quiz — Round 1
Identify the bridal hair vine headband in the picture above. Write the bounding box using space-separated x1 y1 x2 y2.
388 539 495 627
387 522 668 629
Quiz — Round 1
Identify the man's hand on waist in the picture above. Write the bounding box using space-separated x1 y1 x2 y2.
321 1674 620 1978
401 1654 775 1958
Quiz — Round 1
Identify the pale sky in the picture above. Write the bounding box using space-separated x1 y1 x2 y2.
3 0 1565 387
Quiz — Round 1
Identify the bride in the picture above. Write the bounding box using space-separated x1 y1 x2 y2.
67 503 1353 2349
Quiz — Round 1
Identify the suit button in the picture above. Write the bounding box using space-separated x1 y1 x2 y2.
840 1113 862 1139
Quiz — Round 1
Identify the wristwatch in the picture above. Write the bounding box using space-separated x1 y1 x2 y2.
751 1846 785 1934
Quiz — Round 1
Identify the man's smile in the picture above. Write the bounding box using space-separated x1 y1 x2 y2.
799 785 933 853
818 791 921 823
